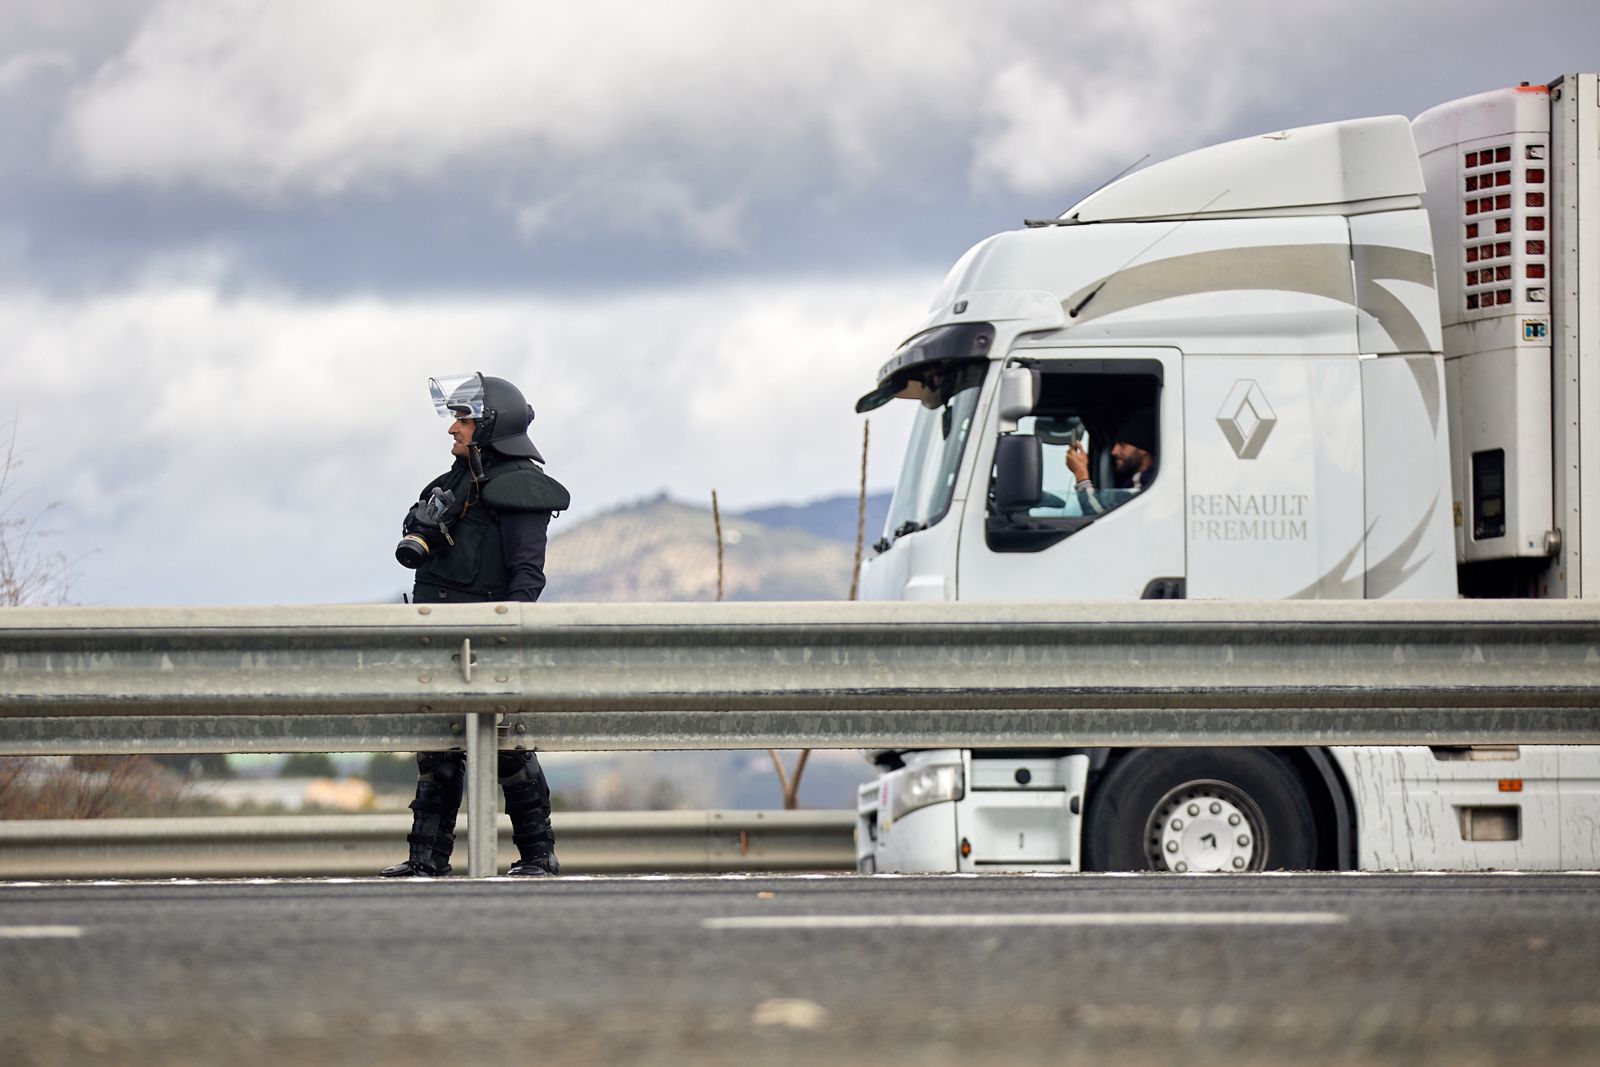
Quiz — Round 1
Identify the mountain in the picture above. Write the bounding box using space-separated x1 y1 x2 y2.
740 491 892 546
542 491 892 602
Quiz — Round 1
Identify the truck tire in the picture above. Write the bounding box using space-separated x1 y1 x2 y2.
1083 748 1319 872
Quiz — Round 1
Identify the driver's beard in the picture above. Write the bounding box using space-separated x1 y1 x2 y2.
1113 450 1149 482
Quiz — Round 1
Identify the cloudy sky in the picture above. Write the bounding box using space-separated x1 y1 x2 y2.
2 0 1596 605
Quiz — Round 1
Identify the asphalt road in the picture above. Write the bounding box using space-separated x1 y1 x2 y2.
2 872 1598 1066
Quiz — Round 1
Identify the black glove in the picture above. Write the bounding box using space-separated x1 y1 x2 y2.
395 487 459 570
404 487 457 534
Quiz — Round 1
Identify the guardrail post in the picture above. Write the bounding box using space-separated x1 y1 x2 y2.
465 713 498 877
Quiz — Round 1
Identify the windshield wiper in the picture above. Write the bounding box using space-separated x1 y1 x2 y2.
892 520 928 542
1025 153 1149 228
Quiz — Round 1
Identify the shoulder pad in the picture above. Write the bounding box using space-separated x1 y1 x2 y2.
481 465 571 512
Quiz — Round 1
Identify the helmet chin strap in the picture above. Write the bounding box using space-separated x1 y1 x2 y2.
472 409 499 446
464 410 497 482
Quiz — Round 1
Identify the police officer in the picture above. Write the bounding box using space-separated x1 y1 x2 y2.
382 372 569 877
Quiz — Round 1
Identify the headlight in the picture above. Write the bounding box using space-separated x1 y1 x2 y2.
890 762 964 821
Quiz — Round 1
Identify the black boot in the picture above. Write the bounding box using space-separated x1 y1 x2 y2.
381 753 464 877
501 752 559 877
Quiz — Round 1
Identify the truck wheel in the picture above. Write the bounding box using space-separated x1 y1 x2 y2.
1083 748 1318 872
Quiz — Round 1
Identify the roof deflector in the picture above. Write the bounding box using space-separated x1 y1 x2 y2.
1063 116 1425 224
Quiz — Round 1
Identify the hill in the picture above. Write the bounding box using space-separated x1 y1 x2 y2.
740 491 891 546
542 491 891 602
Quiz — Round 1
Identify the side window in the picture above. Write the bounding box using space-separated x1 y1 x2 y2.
1024 415 1089 518
988 363 1162 551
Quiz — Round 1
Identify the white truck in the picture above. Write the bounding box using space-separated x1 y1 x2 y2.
853 75 1600 873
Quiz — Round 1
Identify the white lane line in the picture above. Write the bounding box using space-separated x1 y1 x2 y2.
705 911 1346 930
0 925 84 939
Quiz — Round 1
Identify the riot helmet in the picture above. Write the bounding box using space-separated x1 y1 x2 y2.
428 371 544 461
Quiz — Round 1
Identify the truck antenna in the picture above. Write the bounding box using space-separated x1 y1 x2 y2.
1024 154 1149 228
1068 187 1231 318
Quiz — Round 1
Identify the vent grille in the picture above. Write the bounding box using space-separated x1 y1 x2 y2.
1461 142 1549 312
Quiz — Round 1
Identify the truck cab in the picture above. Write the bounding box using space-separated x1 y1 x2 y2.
858 115 1457 606
854 76 1600 874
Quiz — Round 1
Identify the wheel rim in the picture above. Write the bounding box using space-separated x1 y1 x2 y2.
1143 779 1268 872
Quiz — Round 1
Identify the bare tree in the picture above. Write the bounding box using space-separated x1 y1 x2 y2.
0 420 143 819
0 754 186 820
849 419 869 601
0 420 76 607
767 749 810 810
711 488 725 602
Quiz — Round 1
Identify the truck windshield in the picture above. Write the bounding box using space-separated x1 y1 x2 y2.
883 362 988 539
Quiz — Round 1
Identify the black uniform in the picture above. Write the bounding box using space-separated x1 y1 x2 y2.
383 444 571 878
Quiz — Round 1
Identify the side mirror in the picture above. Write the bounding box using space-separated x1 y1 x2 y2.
992 434 1043 513
997 366 1040 433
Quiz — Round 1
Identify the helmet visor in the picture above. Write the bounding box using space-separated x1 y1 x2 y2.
428 373 485 419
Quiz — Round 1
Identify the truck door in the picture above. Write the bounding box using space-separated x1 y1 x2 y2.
957 347 1185 600
1184 354 1366 599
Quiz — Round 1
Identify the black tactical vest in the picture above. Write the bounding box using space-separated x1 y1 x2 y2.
411 452 569 603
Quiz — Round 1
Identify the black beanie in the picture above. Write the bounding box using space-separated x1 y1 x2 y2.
1112 409 1157 453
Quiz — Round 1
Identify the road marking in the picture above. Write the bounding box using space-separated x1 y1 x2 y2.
1 870 1598 889
0 925 83 939
705 911 1347 930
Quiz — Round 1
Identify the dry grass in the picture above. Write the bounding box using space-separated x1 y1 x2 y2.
0 756 196 820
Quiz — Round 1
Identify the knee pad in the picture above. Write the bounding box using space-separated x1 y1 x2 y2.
417 750 466 783
497 748 534 782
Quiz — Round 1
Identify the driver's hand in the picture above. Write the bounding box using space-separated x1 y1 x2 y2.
1065 442 1089 482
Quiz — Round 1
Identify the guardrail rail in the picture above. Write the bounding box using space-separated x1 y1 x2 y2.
0 810 855 880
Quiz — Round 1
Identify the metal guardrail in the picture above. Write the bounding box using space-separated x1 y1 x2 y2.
6 601 1600 743
0 810 856 880
4 600 1600 875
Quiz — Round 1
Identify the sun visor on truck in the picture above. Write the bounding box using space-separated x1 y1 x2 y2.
855 322 995 413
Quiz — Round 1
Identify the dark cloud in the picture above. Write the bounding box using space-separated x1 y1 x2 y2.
4 2 1596 301
1 164 1012 298
3 0 1599 605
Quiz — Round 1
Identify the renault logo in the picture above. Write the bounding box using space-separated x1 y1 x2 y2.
1216 380 1277 459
